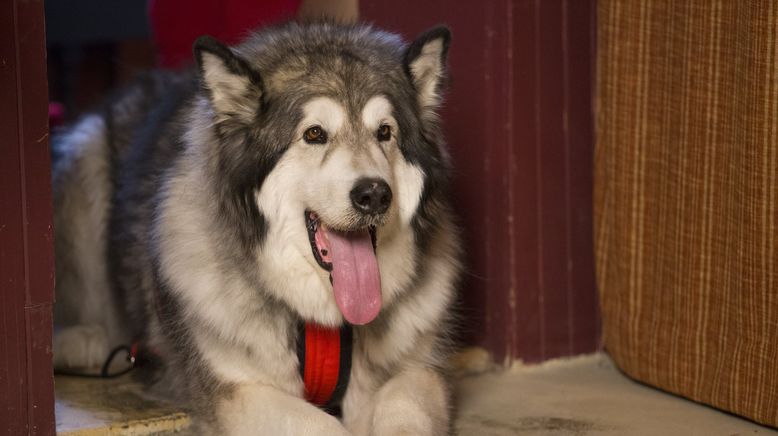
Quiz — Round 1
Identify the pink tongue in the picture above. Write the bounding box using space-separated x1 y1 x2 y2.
326 229 381 325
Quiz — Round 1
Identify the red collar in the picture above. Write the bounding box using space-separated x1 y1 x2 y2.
298 323 352 411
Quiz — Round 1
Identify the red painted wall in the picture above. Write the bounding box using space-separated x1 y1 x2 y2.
362 0 600 363
0 0 56 434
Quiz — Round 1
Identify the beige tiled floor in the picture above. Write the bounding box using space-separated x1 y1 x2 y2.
55 353 777 435
455 354 777 436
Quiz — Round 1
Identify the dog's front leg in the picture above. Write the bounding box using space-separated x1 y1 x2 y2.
214 384 352 436
368 367 450 436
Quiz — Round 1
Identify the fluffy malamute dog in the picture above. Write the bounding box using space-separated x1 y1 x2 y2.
52 22 461 435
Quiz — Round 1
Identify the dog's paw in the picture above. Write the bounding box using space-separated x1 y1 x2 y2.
53 324 109 370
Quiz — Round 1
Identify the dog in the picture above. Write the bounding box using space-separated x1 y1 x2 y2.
51 22 461 435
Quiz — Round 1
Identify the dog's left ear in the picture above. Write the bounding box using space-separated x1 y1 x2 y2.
404 26 451 114
194 36 263 123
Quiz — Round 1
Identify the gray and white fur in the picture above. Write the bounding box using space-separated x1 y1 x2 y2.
52 22 461 435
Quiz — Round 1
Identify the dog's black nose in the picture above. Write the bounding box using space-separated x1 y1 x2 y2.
350 178 392 215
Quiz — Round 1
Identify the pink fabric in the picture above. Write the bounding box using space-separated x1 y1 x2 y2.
48 102 65 128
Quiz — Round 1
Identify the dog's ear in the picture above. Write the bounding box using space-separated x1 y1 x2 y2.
194 36 263 122
404 26 451 115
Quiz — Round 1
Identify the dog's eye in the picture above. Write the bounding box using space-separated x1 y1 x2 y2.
304 126 327 144
376 124 392 142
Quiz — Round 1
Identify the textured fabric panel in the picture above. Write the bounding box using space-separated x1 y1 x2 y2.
595 0 777 428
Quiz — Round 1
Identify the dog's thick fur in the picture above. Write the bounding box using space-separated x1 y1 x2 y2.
52 22 461 435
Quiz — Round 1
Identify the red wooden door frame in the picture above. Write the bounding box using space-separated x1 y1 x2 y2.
0 0 56 434
362 0 600 363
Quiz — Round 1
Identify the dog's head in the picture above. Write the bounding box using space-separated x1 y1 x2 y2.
192 23 451 325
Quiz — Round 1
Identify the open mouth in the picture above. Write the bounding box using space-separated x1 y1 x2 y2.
305 211 381 325
306 212 377 271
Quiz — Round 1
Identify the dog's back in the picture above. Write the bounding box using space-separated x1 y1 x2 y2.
52 71 194 370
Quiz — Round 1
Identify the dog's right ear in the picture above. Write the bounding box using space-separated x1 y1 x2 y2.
193 36 263 123
404 26 451 117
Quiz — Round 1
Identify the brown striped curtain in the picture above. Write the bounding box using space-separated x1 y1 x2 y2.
595 1 777 428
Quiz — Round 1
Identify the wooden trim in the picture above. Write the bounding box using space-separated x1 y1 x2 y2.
0 0 55 433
